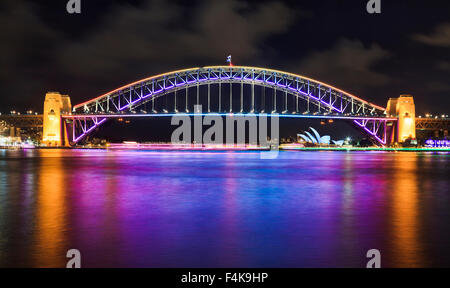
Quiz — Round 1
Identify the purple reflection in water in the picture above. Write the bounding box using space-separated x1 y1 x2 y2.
0 149 449 267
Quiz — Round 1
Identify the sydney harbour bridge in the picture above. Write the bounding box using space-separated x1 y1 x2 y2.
2 66 449 147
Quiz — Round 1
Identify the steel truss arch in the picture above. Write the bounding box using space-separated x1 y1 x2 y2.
105 80 332 115
68 66 393 146
73 66 386 116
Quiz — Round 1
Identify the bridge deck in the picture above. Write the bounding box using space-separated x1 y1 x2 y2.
416 118 450 130
63 113 398 121
0 115 43 128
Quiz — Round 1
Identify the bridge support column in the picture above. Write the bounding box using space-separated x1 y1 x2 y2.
218 83 221 112
272 88 276 113
230 83 233 112
42 92 72 147
261 86 265 113
386 94 416 143
240 82 243 112
251 83 255 113
185 87 188 112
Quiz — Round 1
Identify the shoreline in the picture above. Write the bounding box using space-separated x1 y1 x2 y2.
280 146 450 152
1 145 449 152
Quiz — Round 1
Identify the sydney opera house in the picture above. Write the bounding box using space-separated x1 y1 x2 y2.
297 127 345 146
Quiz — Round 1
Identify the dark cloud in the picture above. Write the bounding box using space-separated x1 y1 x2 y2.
0 1 60 109
42 0 299 104
184 0 296 60
437 61 450 71
427 81 450 92
0 0 298 109
291 39 391 102
57 0 297 82
412 22 450 47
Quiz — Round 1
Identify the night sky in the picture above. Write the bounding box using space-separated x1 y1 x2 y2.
1 0 449 116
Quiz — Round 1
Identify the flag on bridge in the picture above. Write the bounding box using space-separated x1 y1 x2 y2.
226 55 232 66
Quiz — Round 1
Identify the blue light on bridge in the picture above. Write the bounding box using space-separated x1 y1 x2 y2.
425 139 450 148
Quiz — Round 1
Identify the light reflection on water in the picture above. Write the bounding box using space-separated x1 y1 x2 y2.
0 149 449 267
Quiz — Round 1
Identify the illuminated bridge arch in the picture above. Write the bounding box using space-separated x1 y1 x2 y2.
66 66 395 145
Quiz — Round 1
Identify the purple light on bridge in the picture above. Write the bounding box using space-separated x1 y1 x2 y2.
65 113 396 121
116 76 343 113
73 118 107 143
249 78 343 113
73 70 389 144
353 120 386 145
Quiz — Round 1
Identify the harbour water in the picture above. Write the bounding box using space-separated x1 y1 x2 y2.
0 149 449 267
